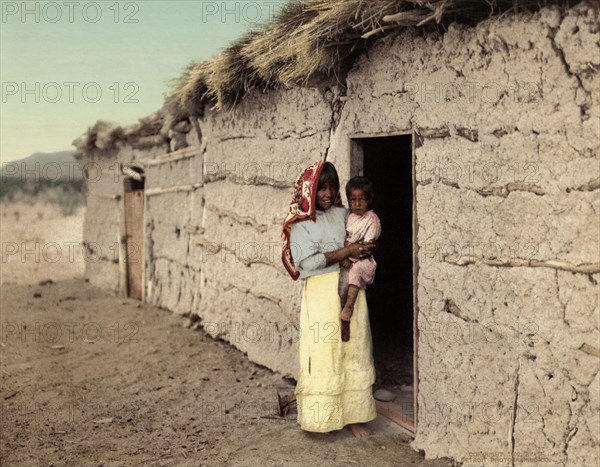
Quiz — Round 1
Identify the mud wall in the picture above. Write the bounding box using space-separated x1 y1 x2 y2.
83 141 169 294
80 3 598 465
82 150 120 292
190 88 334 374
141 125 203 316
326 4 598 465
111 88 333 375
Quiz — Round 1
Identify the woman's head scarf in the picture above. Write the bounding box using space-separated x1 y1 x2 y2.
281 161 342 280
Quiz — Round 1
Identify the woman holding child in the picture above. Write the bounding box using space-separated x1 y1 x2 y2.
281 161 379 438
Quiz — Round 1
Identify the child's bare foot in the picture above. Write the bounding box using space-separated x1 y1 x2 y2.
348 423 370 438
341 305 353 342
341 320 350 341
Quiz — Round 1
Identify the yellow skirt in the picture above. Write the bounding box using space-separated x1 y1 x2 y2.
295 271 377 432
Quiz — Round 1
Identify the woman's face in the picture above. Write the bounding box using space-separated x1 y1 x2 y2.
316 182 337 211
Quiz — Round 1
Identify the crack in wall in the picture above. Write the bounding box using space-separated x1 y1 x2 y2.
152 255 201 274
540 408 556 450
265 129 319 140
145 183 202 196
567 177 600 193
183 224 205 235
203 173 293 189
579 343 600 357
206 205 269 233
555 269 569 328
223 282 298 327
323 87 346 161
565 426 578 453
456 127 479 142
218 135 253 141
442 298 474 322
194 237 287 275
217 130 322 142
547 25 591 121
149 255 197 312
431 178 547 198
176 272 182 306
530 367 560 453
509 358 521 467
417 126 450 139
476 181 546 197
146 219 155 296
562 393 575 461
443 254 600 274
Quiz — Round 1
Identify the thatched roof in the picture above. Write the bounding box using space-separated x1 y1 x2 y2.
166 0 578 119
73 112 166 153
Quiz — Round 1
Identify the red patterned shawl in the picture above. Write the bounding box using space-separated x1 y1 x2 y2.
281 161 342 280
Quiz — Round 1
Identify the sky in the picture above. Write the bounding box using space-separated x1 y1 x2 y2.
0 0 290 163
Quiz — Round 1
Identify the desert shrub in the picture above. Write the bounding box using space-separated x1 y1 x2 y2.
0 179 85 216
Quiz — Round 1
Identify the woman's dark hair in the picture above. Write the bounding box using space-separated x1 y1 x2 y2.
317 162 340 191
346 176 374 201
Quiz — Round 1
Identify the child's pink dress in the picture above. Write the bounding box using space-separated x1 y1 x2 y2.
339 209 381 304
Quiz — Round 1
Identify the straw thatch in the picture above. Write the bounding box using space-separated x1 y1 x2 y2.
73 112 165 153
166 0 580 118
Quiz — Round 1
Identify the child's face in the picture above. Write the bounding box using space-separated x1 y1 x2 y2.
348 188 370 216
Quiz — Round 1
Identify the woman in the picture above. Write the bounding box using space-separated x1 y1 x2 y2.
282 161 377 438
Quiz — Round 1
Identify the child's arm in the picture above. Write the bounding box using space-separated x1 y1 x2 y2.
324 242 372 266
362 213 381 243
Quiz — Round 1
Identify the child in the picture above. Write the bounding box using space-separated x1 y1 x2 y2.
339 176 381 342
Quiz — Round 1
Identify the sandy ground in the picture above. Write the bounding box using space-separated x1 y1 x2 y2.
0 202 85 285
0 201 454 466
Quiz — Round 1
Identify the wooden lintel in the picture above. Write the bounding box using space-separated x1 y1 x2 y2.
145 183 202 197
138 146 200 167
349 130 412 139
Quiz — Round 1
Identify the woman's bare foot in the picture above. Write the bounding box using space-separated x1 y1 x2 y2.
348 423 370 438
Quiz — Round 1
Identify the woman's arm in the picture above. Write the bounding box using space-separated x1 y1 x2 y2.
323 242 375 266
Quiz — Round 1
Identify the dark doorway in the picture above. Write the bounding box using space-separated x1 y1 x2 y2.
354 134 415 430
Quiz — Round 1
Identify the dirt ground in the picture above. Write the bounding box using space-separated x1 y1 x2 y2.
0 202 85 285
0 202 454 466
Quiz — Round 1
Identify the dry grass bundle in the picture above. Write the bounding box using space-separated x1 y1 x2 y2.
73 120 125 153
166 61 210 118
242 2 320 86
205 32 271 109
269 0 404 85
166 0 577 118
73 112 165 152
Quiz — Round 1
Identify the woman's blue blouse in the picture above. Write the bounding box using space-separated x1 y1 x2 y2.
289 206 348 279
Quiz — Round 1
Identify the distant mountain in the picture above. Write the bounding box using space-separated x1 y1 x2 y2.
1 150 83 181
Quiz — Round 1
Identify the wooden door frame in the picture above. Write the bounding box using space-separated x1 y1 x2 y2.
118 190 128 298
119 168 146 302
349 130 419 435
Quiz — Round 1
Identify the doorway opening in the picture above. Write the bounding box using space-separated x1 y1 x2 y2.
122 165 145 301
350 133 416 433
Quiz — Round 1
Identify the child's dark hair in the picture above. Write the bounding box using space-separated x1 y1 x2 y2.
346 176 374 201
317 162 340 191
